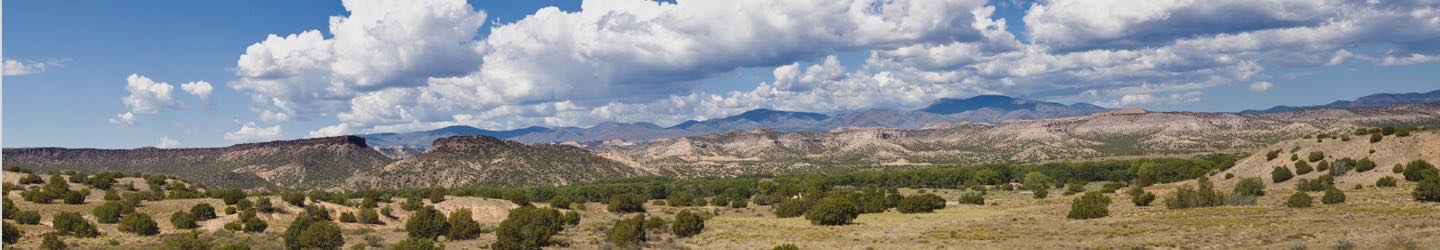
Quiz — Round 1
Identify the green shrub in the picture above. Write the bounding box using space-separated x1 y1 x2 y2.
218 243 250 250
2 198 15 219
957 192 985 205
428 189 446 204
1321 187 1346 204
563 210 581 225
607 215 647 248
804 198 859 226
1307 151 1325 162
607 193 646 213
1286 192 1313 208
672 210 705 238
666 191 696 207
282 192 306 207
772 198 812 218
1356 158 1377 172
643 216 668 232
1265 150 1280 161
338 212 357 223
1163 176 1225 209
729 199 748 208
160 232 211 250
1129 187 1156 207
448 208 482 240
303 205 332 221
1232 177 1266 197
171 211 198 229
1295 161 1313 175
494 206 564 250
297 221 344 250
1415 174 1440 202
1403 160 1438 181
190 203 217 221
1394 164 1405 173
401 196 423 211
15 210 42 224
896 193 946 213
42 234 64 250
256 198 275 213
53 212 99 237
405 207 449 239
104 190 121 201
239 210 268 233
225 206 237 215
93 201 126 224
216 189 246 205
1370 132 1383 143
772 244 800 250
390 237 438 250
62 190 86 204
548 195 573 209
358 207 382 224
1023 172 1053 199
1067 191 1111 219
1272 166 1294 183
118 213 160 236
3 222 20 244
1064 180 1086 194
1377 176 1399 187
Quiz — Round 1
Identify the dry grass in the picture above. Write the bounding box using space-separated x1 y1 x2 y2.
6 174 1440 249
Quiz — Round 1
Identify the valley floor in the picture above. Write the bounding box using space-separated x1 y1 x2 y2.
10 182 1438 249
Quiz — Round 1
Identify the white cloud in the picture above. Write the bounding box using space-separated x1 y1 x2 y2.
3 58 67 76
247 0 1440 134
307 123 352 138
223 122 283 142
1369 53 1440 66
180 81 214 101
121 74 178 114
1120 94 1158 106
156 136 181 148
1249 81 1275 92
232 0 489 118
109 112 136 125
259 110 291 122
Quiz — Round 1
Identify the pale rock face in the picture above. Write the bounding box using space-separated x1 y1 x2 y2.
600 104 1440 173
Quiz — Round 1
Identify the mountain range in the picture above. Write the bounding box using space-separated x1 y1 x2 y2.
360 95 1112 157
1242 89 1440 113
7 90 1440 190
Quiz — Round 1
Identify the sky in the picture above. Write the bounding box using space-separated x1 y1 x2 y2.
4 0 1439 149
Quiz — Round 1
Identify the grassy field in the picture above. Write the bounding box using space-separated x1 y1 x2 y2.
8 177 1439 249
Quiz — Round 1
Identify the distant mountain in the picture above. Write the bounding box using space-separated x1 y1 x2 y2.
360 95 1111 153
667 109 830 133
1242 89 1440 114
600 103 1440 173
2 136 392 189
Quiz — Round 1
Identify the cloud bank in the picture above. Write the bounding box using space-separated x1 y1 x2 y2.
213 0 1440 136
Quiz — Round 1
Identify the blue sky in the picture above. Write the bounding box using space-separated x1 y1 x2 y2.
5 0 1439 148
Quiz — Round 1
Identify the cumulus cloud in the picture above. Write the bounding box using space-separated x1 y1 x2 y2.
180 81 214 101
232 0 489 118
156 136 181 148
307 123 352 138
1250 81 1275 92
109 112 136 125
226 0 1440 136
121 74 178 114
224 122 283 142
3 58 67 76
